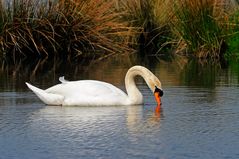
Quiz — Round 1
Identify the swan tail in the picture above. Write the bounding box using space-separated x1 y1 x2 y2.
26 82 64 105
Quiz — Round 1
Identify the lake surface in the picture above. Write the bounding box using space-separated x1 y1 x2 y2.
0 54 239 159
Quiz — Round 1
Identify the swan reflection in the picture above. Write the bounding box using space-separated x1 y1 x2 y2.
28 103 163 135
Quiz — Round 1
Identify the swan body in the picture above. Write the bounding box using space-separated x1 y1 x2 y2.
26 65 163 106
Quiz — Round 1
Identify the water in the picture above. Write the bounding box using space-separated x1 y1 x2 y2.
0 55 239 159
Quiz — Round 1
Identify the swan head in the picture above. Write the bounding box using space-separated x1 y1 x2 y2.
154 86 164 97
147 75 163 105
147 75 163 94
154 86 163 106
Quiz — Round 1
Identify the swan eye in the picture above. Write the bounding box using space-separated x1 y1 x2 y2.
154 86 164 97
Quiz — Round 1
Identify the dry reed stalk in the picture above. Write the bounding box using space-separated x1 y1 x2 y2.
0 0 138 59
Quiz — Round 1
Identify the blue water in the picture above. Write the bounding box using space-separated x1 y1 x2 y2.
1 55 239 159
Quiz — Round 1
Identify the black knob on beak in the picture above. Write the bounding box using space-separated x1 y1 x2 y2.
154 86 164 97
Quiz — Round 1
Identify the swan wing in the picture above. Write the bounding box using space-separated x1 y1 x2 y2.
45 80 128 106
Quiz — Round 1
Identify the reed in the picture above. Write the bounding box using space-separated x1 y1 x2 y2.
114 0 173 53
172 0 224 59
0 0 137 59
151 0 175 54
223 8 239 59
115 0 154 29
0 0 238 61
114 0 154 49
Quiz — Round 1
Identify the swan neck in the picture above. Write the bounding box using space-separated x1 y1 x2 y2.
125 66 150 104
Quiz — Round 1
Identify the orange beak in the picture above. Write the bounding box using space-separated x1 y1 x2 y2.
154 86 163 106
154 92 161 106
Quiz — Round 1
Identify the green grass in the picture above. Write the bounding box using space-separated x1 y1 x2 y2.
172 0 224 58
223 9 239 59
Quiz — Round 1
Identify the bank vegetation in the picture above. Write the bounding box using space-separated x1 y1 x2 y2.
0 0 239 61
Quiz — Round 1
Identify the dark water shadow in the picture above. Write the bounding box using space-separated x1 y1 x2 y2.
1 53 239 92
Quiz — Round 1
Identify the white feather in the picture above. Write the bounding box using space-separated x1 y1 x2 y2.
26 66 162 106
26 82 64 105
59 76 69 84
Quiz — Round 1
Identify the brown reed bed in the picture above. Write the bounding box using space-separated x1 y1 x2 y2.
114 0 174 54
0 0 139 59
0 0 239 61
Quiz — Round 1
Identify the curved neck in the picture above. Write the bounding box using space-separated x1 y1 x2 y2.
125 66 151 105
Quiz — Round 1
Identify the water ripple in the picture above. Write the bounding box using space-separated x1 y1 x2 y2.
1 71 239 159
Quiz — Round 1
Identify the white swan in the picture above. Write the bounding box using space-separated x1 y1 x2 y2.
26 65 163 106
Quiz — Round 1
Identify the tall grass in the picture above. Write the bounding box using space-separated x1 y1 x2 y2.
0 0 239 60
151 0 174 54
115 0 153 27
0 0 138 59
114 0 173 53
114 0 154 45
172 0 224 59
223 8 239 59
